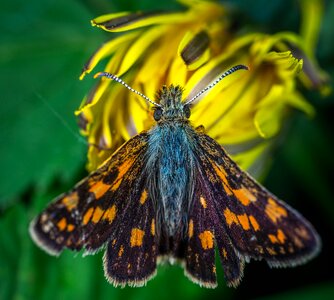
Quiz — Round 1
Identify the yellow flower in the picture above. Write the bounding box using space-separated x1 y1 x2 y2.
78 0 328 174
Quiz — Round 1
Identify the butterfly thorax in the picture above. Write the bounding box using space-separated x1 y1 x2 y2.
146 86 195 242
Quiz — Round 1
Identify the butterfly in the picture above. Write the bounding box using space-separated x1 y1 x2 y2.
30 65 321 288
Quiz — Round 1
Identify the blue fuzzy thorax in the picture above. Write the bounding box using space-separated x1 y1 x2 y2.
146 85 196 237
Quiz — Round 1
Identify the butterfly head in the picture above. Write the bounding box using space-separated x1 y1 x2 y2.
153 85 190 122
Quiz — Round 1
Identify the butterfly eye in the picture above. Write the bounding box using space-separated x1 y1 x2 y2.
153 107 163 121
183 105 191 118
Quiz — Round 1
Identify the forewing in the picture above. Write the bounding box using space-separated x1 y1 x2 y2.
192 132 321 285
30 132 158 286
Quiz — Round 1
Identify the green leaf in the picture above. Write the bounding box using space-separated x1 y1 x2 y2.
0 0 106 208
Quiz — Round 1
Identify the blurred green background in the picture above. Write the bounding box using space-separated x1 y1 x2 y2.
0 0 333 299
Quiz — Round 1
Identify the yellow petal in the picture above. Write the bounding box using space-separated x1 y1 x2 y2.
118 25 169 75
135 29 185 98
253 84 314 139
92 11 187 32
231 140 271 173
75 79 111 115
254 103 284 139
80 31 139 80
286 92 315 117
167 55 189 87
300 0 323 55
178 30 211 70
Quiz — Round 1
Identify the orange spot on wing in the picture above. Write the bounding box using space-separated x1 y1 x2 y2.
212 163 233 195
233 188 256 206
103 205 116 223
62 192 79 211
249 215 260 231
118 245 124 257
268 234 279 243
151 219 155 236
188 219 194 238
83 207 94 225
295 226 310 240
255 245 264 254
224 208 239 226
222 247 228 259
277 229 286 244
67 224 75 232
199 230 214 250
89 181 110 199
111 157 136 191
200 196 207 208
237 214 250 230
140 189 148 205
293 236 304 248
266 247 277 255
110 179 121 191
57 218 67 231
196 125 205 133
268 229 286 244
265 198 288 223
92 206 104 223
130 228 145 247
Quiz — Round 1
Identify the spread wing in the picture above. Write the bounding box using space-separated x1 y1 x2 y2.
30 132 158 287
184 131 321 287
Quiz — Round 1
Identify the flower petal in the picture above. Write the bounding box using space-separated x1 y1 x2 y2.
118 25 170 75
286 92 315 117
300 0 323 54
135 29 186 97
288 44 330 94
178 30 210 69
75 79 111 114
254 85 314 139
254 89 285 139
263 51 303 79
92 11 186 32
80 31 140 79
230 140 271 174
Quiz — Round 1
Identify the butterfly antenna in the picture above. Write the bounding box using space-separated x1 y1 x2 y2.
94 72 161 107
184 64 249 105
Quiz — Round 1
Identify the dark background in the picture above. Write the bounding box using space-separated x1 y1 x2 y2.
0 0 333 299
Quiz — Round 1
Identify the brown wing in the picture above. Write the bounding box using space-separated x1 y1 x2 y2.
30 131 158 287
184 131 321 287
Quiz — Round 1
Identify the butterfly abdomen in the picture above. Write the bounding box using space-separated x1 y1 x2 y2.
147 122 195 242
